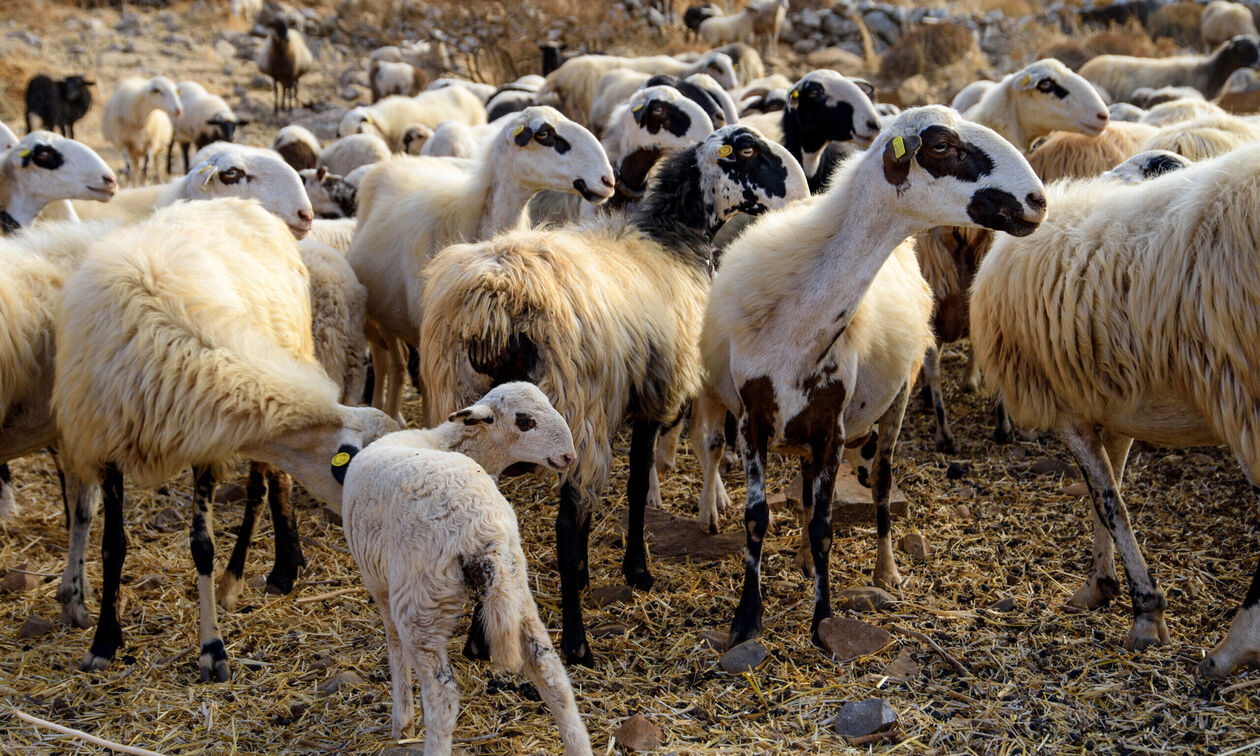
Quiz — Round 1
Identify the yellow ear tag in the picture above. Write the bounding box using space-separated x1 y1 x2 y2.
892 136 905 159
197 164 212 174
18 148 30 158
790 89 799 99
1020 74 1032 87
632 103 644 112
331 451 351 467
363 115 373 125
717 144 733 158
511 124 525 136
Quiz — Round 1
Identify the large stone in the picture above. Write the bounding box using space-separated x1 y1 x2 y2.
839 587 895 612
898 532 929 560
614 714 662 752
818 617 890 661
834 698 898 737
19 615 53 639
785 462 909 525
719 640 768 673
617 507 743 561
1 564 39 593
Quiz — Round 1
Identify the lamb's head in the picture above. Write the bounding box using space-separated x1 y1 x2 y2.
1216 35 1260 73
186 144 314 237
498 105 615 204
691 124 809 235
609 86 714 200
300 166 352 218
876 106 1046 237
337 106 386 141
688 51 738 90
2 132 116 222
143 76 183 120
787 70 882 152
448 381 576 476
401 123 434 155
1004 59 1109 140
1102 149 1192 184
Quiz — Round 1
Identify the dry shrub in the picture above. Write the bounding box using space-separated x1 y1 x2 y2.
1147 1 1203 48
1086 26 1158 57
1038 40 1092 70
880 22 978 82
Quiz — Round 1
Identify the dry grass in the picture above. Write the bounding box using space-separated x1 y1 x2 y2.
1147 2 1204 49
880 23 979 82
2 349 1259 754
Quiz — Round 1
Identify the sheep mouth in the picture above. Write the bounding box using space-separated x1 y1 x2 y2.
967 187 1044 238
287 222 311 239
574 178 615 204
86 184 116 200
1078 120 1108 136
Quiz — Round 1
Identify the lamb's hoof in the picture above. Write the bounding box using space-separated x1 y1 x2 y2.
728 612 762 649
199 641 231 683
794 547 815 579
216 576 243 612
1124 613 1171 651
60 601 94 629
560 639 594 668
79 651 113 673
698 509 719 535
624 568 654 591
1066 577 1118 612
935 435 958 454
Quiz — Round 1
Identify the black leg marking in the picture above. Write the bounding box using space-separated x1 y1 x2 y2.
463 602 492 661
807 437 840 648
993 401 1014 444
223 463 266 599
730 413 769 647
82 464 126 672
623 420 658 591
191 466 230 683
556 480 592 666
265 470 305 595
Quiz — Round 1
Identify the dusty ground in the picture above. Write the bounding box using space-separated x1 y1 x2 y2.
2 345 1258 754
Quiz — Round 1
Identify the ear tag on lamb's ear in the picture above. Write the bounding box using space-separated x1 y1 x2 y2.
197 164 216 189
892 136 905 159
717 144 733 158
790 88 799 100
632 103 644 112
1020 74 1032 89
513 124 534 146
330 444 358 485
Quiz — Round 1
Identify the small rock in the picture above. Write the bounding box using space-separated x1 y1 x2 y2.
309 653 335 670
719 640 767 672
589 584 633 607
340 85 361 102
614 713 662 752
881 648 918 681
989 596 1018 612
701 630 728 651
214 485 245 504
133 574 166 592
818 617 890 661
898 533 929 560
19 615 53 639
317 670 365 694
805 46 864 73
840 587 895 612
834 698 898 738
953 503 971 520
1030 457 1072 477
591 623 629 638
1 564 39 593
1063 482 1090 498
1189 452 1216 466
149 507 182 531
956 485 975 500
945 462 967 480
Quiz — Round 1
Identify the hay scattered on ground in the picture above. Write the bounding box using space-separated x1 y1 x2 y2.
2 347 1259 754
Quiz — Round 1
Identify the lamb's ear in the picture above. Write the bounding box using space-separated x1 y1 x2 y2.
850 78 876 98
330 444 359 485
449 404 495 425
194 161 218 190
511 123 534 146
881 133 921 187
315 165 327 181
1016 72 1037 91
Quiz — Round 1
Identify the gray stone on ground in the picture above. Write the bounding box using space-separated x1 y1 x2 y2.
719 640 767 673
834 698 898 737
614 713 662 751
818 617 890 660
19 615 53 639
317 670 365 694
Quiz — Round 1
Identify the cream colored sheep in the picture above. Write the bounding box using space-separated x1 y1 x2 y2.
170 81 247 175
1080 36 1260 102
0 132 116 229
1026 121 1158 182
306 217 357 251
1202 1 1257 50
1140 114 1259 159
337 89 487 152
369 59 423 102
970 142 1260 678
699 106 1045 649
420 120 496 158
52 198 397 682
343 383 588 753
347 106 615 421
101 76 183 185
1140 97 1229 125
950 80 996 113
418 125 807 665
317 132 391 176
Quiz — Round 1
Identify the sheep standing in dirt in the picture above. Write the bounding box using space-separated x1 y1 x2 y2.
101 76 183 185
336 88 487 152
970 142 1260 678
256 18 313 112
343 383 589 753
1080 35 1260 102
1202 1 1257 50
24 74 93 139
52 199 396 681
169 81 248 175
699 107 1045 648
369 59 424 102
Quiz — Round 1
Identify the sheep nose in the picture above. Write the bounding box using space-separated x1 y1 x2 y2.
867 119 879 132
601 174 614 189
558 452 575 469
1025 191 1047 217
103 174 117 186
1096 111 1109 122
297 208 314 223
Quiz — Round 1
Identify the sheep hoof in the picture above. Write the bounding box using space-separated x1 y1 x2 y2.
79 651 113 673
560 639 594 668
624 568 655 592
60 601 94 629
216 576 242 611
199 641 232 683
934 434 958 454
992 426 1014 444
1124 613 1171 651
462 633 491 662
794 547 815 578
728 611 762 649
1066 576 1119 611
698 509 719 534
874 565 902 591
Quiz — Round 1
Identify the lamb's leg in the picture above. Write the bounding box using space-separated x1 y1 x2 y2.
1067 430 1130 611
403 623 459 756
190 466 231 682
556 480 593 666
461 602 492 661
521 613 593 756
623 420 658 590
81 464 125 672
729 412 770 647
1201 553 1260 678
806 431 842 648
264 469 305 594
692 390 731 534
963 347 981 392
872 383 910 590
218 462 267 611
1057 420 1169 650
272 80 280 114
993 400 1014 444
0 463 13 519
656 408 684 474
922 346 957 453
58 474 99 629
371 589 416 738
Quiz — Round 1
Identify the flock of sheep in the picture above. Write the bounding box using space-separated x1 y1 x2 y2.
5 0 1260 751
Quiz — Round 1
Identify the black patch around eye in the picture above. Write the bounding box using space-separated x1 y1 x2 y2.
916 125 993 182
714 129 789 224
643 102 691 138
29 146 64 170
1142 154 1186 178
1036 78 1070 99
219 168 245 185
515 413 536 431
785 84 858 156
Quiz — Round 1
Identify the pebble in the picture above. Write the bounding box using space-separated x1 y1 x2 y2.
133 574 166 592
953 503 971 519
701 630 728 651
840 586 895 612
989 596 1018 612
719 640 767 673
881 647 919 681
614 713 662 752
317 670 365 694
1 564 39 593
589 584 633 607
898 532 930 560
1063 482 1090 498
834 698 898 738
818 617 890 661
1029 457 1073 477
19 615 53 639
213 484 245 505
591 623 629 638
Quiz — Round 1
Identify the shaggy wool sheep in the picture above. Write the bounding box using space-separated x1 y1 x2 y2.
969 142 1260 678
418 125 807 665
1202 1 1257 50
101 76 183 185
1101 148 1192 182
343 383 589 752
52 198 397 681
1140 97 1228 125
1026 120 1158 182
272 124 321 171
347 106 615 420
337 88 487 152
1140 114 1258 159
256 18 314 112
700 106 1045 649
169 81 248 175
317 132 391 176
1080 35 1260 102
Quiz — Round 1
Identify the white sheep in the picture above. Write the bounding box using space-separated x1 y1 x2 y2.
337 88 487 152
51 198 397 681
969 142 1260 678
317 132 391 176
256 18 314 112
272 123 321 171
697 6 758 47
1100 149 1192 183
698 106 1045 649
1140 114 1259 159
1026 120 1158 182
369 59 424 102
1202 1 1257 50
418 125 807 665
586 52 736 134
347 106 615 420
343 383 589 754
419 120 495 158
425 78 497 102
1140 97 1228 125
950 79 996 113
599 85 715 209
1080 36 1260 102
101 76 183 185
306 217 358 251
169 81 248 175
0 131 117 228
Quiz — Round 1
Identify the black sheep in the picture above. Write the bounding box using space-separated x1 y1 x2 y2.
24 74 94 139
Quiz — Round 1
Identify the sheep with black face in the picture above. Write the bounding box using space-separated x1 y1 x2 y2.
24 74 93 140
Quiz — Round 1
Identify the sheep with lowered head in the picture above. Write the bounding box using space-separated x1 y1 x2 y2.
168 81 248 175
101 76 183 185
343 382 588 753
337 88 487 152
272 124 321 171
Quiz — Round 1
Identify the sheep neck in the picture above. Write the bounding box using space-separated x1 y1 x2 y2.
3 192 52 227
474 153 534 239
970 84 1031 154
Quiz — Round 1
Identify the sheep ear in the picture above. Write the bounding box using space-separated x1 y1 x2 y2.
315 166 327 181
1017 73 1037 91
850 78 875 98
195 162 217 189
511 123 533 146
881 133 920 187
236 118 250 127
449 404 495 425
330 444 359 485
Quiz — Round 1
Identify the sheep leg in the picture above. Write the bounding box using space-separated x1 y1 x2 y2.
844 430 878 489
1067 431 1129 611
1057 421 1169 650
555 480 593 666
0 463 13 519
218 462 267 611
461 603 492 661
656 407 685 473
264 469 305 594
872 384 909 590
402 624 459 756
521 613 593 756
623 420 658 591
729 411 770 648
58 474 99 629
693 390 731 534
371 588 416 738
993 400 1014 444
272 80 280 114
807 431 842 648
81 464 125 672
922 346 957 454
190 466 231 682
963 348 981 393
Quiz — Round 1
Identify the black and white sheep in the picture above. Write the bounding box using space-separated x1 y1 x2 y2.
1080 35 1260 102
168 81 248 175
272 123 321 171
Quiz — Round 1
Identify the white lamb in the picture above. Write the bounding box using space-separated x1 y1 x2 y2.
318 132 391 176
369 59 423 101
170 81 248 175
101 76 183 185
0 132 116 229
418 120 494 159
337 89 487 152
343 382 589 754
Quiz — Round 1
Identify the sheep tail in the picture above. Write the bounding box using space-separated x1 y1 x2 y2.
463 541 530 673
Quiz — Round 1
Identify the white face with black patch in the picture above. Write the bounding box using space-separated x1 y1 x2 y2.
627 86 714 145
875 106 1046 237
451 381 576 472
186 143 314 237
5 131 117 210
1103 149 1192 184
500 105 615 204
696 125 809 233
1009 59 1110 138
787 70 882 150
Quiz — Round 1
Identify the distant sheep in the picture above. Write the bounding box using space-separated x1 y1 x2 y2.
369 59 424 102
169 81 248 175
1139 97 1228 125
272 123 321 171
24 74 93 139
1202 1 1257 50
337 88 487 152
318 132 391 176
1130 85 1204 108
1080 35 1260 102
683 3 718 39
101 76 183 185
1027 120 1158 181
419 121 495 158
1140 114 1258 159
256 18 314 112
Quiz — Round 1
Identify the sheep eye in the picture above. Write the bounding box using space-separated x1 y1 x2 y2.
738 146 756 159
1036 79 1056 93
515 413 536 431
930 143 950 155
220 167 245 184
534 127 553 145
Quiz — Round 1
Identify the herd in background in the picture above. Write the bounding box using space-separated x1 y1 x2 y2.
6 0 1260 751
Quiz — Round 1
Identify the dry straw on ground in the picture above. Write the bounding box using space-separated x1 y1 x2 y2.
2 347 1258 754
